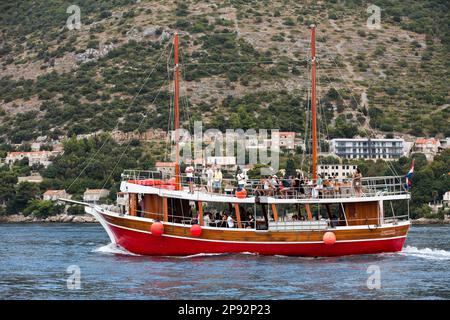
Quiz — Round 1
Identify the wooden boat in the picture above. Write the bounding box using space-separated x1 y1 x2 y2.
81 26 411 256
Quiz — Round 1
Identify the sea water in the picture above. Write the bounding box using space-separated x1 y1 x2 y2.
0 223 449 299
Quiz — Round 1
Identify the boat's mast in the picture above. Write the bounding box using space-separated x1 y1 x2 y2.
310 25 317 180
174 33 181 190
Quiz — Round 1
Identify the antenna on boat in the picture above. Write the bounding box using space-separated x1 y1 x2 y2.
173 32 181 190
310 24 318 180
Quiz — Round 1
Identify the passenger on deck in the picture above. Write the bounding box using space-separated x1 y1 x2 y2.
299 175 306 196
246 214 255 228
323 176 334 197
305 177 314 197
213 210 221 222
352 168 363 196
227 214 235 228
203 212 211 227
254 178 265 196
236 170 246 191
330 214 339 228
185 164 195 193
220 213 228 228
271 175 280 194
263 176 274 196
138 195 144 217
293 174 303 196
312 174 324 198
280 175 294 198
333 176 341 195
190 203 198 224
213 168 223 193
206 166 214 193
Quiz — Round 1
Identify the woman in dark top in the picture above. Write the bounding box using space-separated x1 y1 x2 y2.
246 214 255 228
294 173 305 195
293 174 300 191
219 213 228 228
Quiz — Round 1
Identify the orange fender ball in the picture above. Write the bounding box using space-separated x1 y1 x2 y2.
190 224 202 237
236 189 247 199
323 232 336 245
151 222 164 236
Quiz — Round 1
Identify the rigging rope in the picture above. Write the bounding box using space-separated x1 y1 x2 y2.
330 54 401 178
101 78 170 189
66 40 171 192
164 41 175 162
323 57 401 179
183 59 307 66
180 46 192 134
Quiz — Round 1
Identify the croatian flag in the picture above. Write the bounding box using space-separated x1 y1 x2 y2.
405 159 415 189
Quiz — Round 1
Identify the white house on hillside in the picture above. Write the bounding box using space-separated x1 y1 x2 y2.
43 190 71 201
412 138 441 161
83 189 109 204
317 164 358 181
4 151 61 168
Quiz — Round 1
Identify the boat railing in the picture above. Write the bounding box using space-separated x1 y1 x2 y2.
269 220 329 231
122 206 409 231
121 170 409 200
269 214 409 231
131 209 257 229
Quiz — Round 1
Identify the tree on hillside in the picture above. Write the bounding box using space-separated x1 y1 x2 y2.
7 182 41 214
0 170 18 210
285 158 296 177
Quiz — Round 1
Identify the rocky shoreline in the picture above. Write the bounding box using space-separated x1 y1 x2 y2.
0 214 448 225
411 217 450 225
0 214 98 223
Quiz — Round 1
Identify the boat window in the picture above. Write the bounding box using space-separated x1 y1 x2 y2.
167 198 191 223
273 204 306 221
195 202 256 229
255 204 268 230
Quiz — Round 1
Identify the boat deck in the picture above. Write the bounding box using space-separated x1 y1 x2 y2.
120 170 411 203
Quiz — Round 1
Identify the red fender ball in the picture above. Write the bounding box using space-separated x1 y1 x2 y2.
190 224 202 237
151 222 164 236
236 189 247 199
323 232 336 245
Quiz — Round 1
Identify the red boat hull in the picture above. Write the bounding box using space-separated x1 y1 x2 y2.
108 224 406 257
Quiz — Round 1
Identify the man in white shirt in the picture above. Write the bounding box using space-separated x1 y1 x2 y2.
203 213 211 227
185 164 195 193
236 170 246 191
206 166 214 192
271 175 279 187
227 214 235 228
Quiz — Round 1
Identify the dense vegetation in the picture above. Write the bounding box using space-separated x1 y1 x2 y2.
0 135 160 216
0 0 448 143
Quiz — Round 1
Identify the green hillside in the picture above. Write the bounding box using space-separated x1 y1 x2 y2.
0 0 449 144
